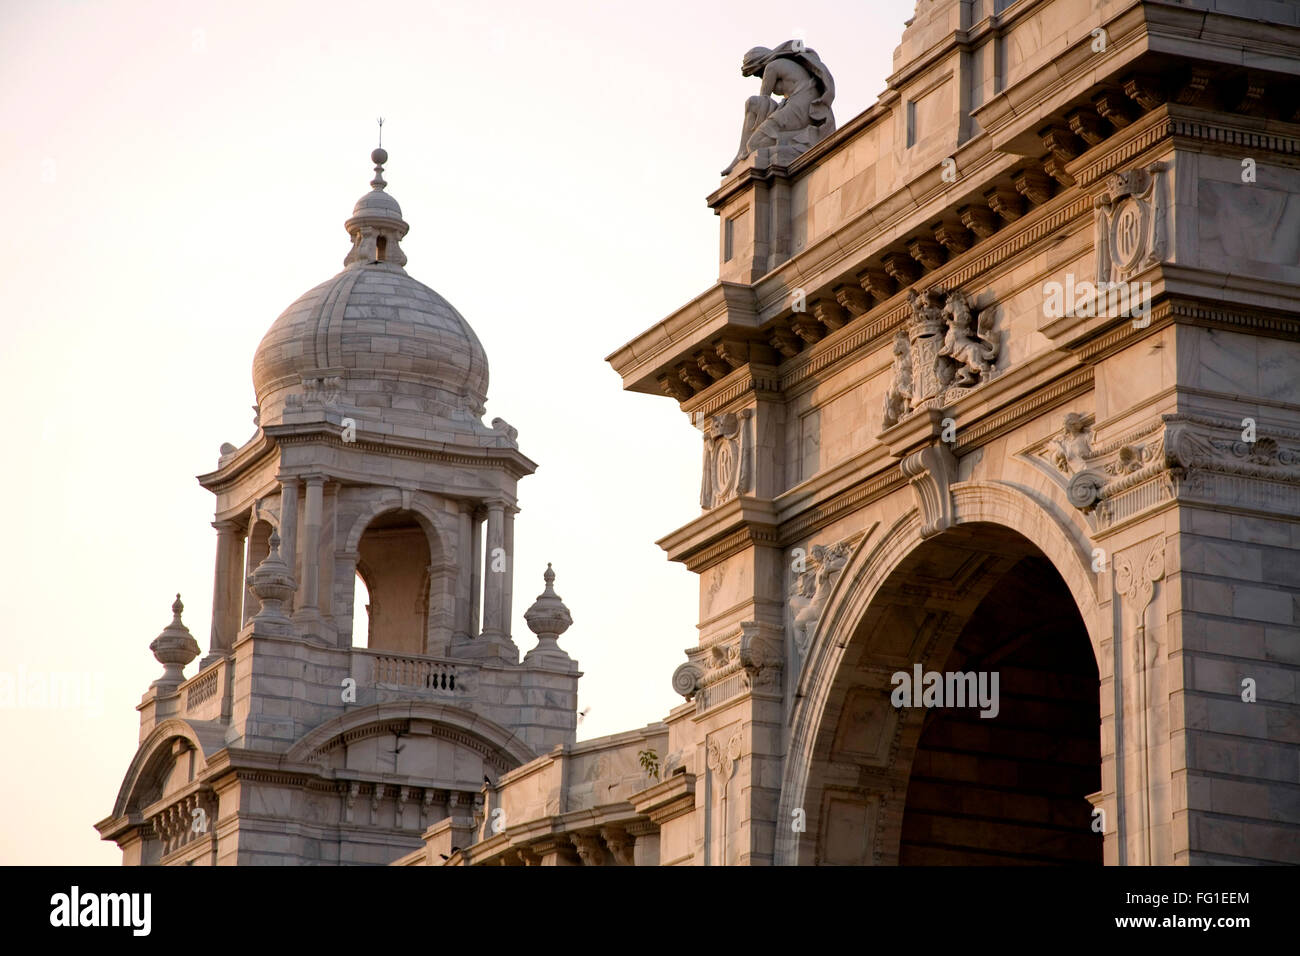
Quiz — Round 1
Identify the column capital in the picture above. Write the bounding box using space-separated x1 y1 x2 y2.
211 519 245 536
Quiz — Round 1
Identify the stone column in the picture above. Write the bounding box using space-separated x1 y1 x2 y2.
202 519 244 668
469 506 483 638
501 505 516 639
455 502 474 643
298 475 326 613
278 476 299 610
481 502 505 638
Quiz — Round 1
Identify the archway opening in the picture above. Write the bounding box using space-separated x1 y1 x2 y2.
355 509 431 654
798 523 1100 866
898 553 1100 865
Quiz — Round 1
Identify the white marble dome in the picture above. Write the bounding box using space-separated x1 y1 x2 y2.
252 149 489 428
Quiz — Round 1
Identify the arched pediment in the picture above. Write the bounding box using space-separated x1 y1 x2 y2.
111 718 226 819
286 701 537 777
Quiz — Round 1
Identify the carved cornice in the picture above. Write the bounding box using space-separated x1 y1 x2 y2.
779 468 906 546
630 772 696 827
269 428 538 481
1162 295 1300 343
678 524 781 574
682 366 782 419
659 497 781 572
951 367 1094 455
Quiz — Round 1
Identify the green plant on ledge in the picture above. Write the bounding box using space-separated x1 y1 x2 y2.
638 748 660 781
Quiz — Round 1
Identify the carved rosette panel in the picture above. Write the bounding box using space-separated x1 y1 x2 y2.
881 289 1000 431
1095 162 1169 286
700 409 754 510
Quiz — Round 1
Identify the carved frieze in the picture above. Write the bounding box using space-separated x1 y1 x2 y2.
881 289 1001 430
1026 413 1300 527
1038 412 1165 514
699 409 754 510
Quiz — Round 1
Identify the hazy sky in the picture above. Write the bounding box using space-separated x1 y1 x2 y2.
0 0 918 864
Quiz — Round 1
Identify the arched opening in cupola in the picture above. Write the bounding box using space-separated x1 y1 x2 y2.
354 510 431 654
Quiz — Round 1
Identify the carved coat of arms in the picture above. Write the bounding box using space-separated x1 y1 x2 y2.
700 409 753 509
881 289 1001 430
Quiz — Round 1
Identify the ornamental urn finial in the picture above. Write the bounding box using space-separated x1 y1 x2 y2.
523 563 575 669
247 529 296 629
150 593 200 690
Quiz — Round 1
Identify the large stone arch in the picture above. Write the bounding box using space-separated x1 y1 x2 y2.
776 480 1106 865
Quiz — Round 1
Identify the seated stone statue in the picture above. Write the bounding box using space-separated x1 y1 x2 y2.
721 41 836 176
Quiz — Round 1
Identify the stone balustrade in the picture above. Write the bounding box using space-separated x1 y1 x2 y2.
351 649 474 698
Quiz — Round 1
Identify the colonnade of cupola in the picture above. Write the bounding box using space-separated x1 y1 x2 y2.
197 469 528 665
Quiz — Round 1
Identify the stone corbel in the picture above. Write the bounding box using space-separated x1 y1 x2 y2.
571 831 605 866
901 443 957 539
601 826 636 866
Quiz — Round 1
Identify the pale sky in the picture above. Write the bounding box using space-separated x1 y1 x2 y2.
0 0 918 864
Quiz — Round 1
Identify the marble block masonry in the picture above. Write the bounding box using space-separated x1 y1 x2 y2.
100 0 1299 866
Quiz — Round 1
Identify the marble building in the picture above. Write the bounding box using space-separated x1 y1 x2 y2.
99 0 1299 866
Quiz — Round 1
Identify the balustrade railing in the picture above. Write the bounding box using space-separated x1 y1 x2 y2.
355 650 470 695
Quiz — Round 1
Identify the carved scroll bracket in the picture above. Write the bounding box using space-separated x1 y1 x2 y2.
901 443 958 539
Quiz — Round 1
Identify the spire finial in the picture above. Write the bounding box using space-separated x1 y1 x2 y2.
370 119 388 191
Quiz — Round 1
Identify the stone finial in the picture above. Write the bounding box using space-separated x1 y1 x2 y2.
150 593 200 690
523 564 575 669
344 147 409 270
247 529 296 628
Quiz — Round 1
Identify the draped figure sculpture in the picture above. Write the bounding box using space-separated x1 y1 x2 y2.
721 41 836 177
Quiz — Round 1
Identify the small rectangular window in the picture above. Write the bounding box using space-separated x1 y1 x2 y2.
724 217 735 262
906 101 917 148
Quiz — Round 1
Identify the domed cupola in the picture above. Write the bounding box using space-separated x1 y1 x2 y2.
252 149 491 432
